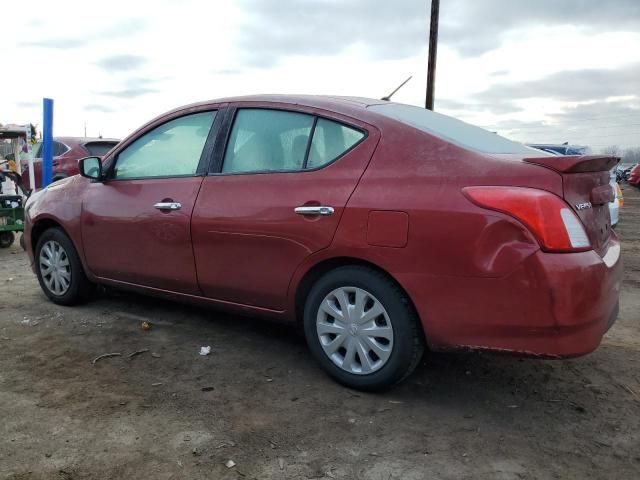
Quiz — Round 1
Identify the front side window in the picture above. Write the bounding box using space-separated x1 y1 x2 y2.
114 111 216 179
222 109 314 173
222 109 366 174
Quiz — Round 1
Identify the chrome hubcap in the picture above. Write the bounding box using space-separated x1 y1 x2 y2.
39 240 71 296
316 287 394 375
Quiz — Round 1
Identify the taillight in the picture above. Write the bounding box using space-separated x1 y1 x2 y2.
463 186 591 253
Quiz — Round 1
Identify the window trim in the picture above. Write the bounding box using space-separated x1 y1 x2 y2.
209 106 369 176
302 117 318 170
105 109 221 181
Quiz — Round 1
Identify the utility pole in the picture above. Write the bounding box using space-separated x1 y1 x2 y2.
425 0 440 110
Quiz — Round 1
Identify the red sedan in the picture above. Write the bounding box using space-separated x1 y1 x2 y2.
629 164 640 187
20 137 119 190
23 95 622 390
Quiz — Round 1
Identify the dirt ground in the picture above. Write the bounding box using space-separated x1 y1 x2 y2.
1 188 639 480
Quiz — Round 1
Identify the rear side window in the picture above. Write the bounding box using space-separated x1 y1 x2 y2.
114 111 216 179
307 118 364 169
85 141 118 156
222 109 365 174
222 109 314 173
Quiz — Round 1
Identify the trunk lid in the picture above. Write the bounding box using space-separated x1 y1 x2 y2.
523 155 619 256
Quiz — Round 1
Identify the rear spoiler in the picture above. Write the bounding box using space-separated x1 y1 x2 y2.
523 155 619 173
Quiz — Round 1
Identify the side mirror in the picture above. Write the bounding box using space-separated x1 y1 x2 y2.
78 156 103 181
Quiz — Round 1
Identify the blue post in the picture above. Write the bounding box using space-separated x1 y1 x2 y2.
42 98 54 188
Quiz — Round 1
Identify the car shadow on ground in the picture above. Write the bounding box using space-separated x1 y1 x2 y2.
92 287 613 414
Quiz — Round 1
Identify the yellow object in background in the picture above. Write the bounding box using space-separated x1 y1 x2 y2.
7 160 17 172
616 183 624 207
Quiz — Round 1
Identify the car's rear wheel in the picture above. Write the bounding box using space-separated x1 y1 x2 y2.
35 228 94 305
303 266 424 391
0 231 15 248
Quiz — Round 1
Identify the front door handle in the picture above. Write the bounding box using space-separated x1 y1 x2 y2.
154 202 182 211
294 205 334 216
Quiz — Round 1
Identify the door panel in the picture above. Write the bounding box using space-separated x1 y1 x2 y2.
192 121 379 311
80 109 219 294
82 177 204 294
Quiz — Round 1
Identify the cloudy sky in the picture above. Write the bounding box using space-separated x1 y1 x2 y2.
2 0 639 151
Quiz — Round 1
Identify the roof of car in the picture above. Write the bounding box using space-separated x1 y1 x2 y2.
167 94 389 120
54 137 119 145
211 94 386 107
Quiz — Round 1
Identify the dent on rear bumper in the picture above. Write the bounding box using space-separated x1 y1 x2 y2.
399 239 622 358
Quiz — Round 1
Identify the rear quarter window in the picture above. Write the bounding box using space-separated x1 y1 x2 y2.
53 141 69 156
307 118 365 169
85 142 118 156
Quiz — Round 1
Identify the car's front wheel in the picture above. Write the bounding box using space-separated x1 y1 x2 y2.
303 266 424 391
35 227 94 305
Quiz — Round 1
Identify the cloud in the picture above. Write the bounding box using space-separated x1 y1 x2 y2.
440 0 640 56
19 18 147 50
95 54 147 72
16 101 40 109
95 77 159 99
21 37 88 49
96 87 157 99
212 68 244 75
84 104 116 113
484 98 640 148
235 0 640 64
438 98 523 115
548 99 640 125
237 0 427 66
478 63 640 105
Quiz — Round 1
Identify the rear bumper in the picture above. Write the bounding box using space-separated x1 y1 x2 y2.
402 239 623 358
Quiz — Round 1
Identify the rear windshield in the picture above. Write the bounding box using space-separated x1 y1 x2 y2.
85 141 118 156
368 103 541 155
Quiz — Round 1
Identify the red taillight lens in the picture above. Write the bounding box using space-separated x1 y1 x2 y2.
463 186 591 253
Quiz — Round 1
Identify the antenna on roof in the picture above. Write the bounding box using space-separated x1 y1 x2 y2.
381 76 412 101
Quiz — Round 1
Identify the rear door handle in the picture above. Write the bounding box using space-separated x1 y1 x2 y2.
154 202 182 211
294 205 334 216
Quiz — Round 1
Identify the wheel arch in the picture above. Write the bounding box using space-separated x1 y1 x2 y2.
293 256 426 341
31 217 66 251
30 216 92 278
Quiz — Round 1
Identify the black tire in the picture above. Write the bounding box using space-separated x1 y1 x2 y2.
19 233 25 250
35 227 94 305
303 266 424 391
0 231 15 248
